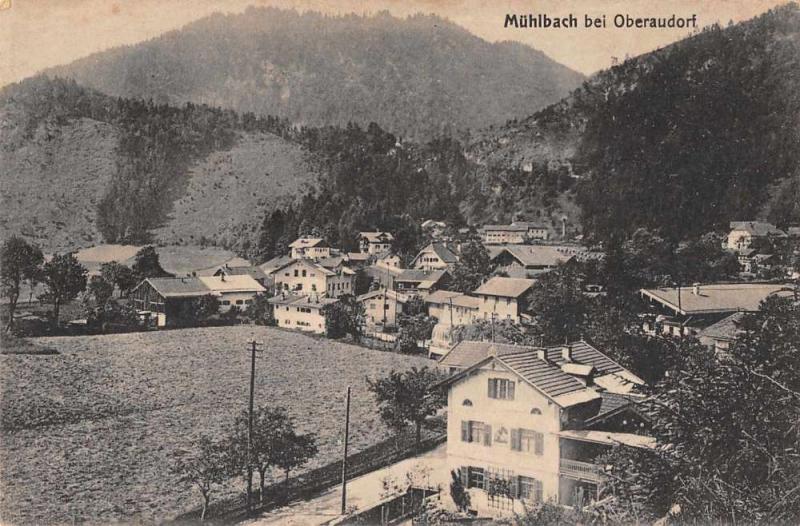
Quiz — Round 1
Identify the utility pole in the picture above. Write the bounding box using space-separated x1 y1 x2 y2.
245 340 261 514
340 386 352 515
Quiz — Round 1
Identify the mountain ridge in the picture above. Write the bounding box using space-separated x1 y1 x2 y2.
45 7 585 141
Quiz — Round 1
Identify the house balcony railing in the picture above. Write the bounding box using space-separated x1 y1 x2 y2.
559 458 604 482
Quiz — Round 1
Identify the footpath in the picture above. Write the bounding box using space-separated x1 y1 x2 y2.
242 444 448 526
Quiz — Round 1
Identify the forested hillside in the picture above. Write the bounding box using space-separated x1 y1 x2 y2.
48 8 584 140
466 2 800 242
0 76 318 252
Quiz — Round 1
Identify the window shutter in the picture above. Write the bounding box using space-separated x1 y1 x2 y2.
510 429 520 451
535 479 543 502
487 379 495 398
511 476 519 499
461 467 469 488
484 425 492 446
534 432 544 455
508 381 515 400
461 421 469 442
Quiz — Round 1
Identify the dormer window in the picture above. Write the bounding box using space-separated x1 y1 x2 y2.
462 399 473 407
530 407 542 415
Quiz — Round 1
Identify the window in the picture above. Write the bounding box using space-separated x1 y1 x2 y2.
221 300 231 306
518 476 543 502
461 420 491 446
467 467 485 489
294 269 299 277
236 300 244 305
511 429 544 455
488 378 515 400
302 270 307 277
244 299 252 305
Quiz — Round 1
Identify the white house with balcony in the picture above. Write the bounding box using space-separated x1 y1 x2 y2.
358 231 395 255
289 237 332 260
269 293 336 335
436 340 651 517
272 259 355 298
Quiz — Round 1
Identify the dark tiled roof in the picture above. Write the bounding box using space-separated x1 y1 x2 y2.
698 312 746 341
145 277 210 297
440 340 626 400
473 276 535 298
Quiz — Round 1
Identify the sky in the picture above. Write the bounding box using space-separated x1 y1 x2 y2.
0 0 787 87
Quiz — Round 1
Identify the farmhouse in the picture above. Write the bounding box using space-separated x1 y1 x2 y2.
473 277 536 323
130 275 266 327
437 340 649 516
269 293 337 334
480 222 549 244
727 221 786 252
272 259 355 298
357 288 410 329
489 245 574 278
358 231 394 255
394 269 450 296
289 237 332 260
640 282 794 337
411 242 459 271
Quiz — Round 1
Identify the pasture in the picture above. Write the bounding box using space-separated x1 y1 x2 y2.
0 326 432 524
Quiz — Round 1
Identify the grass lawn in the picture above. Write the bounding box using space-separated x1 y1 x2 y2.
0 326 433 525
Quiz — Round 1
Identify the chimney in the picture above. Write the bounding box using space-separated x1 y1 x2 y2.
220 274 225 282
537 349 549 362
692 283 701 295
561 345 573 362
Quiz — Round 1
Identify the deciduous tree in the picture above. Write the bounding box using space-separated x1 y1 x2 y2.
39 253 87 328
170 435 230 522
1 236 43 332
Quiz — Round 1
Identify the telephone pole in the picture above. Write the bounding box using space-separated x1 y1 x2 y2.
245 340 261 514
340 386 352 515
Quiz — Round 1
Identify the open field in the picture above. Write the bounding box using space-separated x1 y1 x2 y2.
0 326 433 525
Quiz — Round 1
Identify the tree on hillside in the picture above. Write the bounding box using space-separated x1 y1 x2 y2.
39 253 88 328
322 294 365 341
1 236 43 332
367 367 447 449
525 262 589 343
449 239 493 293
228 406 301 503
674 232 741 283
599 296 800 524
100 261 137 296
131 246 171 279
170 435 230 522
274 430 318 485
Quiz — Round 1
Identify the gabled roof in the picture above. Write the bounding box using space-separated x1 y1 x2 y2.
268 293 337 308
359 231 395 243
289 237 328 249
697 311 747 342
194 256 252 276
729 221 786 237
357 289 410 303
395 269 448 284
425 290 479 309
274 258 336 277
492 245 574 268
482 224 529 232
317 256 346 269
640 282 794 315
473 276 535 298
415 243 458 264
214 266 268 281
346 252 372 262
439 340 635 384
198 275 266 293
140 277 210 297
259 255 293 274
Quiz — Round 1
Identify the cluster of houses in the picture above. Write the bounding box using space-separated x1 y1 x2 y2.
726 221 800 276
122 219 799 518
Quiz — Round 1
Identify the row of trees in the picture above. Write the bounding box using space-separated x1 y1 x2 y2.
171 406 317 521
1 236 177 333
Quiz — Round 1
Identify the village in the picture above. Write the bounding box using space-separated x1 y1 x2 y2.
2 216 798 524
